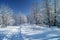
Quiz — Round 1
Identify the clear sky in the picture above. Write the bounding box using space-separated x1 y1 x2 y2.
0 0 42 15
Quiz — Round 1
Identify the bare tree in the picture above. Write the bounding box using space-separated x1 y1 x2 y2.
44 0 51 27
53 0 57 26
30 3 42 25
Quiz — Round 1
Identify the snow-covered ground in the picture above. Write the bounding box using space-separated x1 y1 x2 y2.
0 24 60 40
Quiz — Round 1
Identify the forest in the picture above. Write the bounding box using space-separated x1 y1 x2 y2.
0 0 60 28
0 0 60 40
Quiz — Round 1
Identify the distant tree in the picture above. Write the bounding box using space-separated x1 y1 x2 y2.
0 14 2 25
28 2 45 25
53 0 57 26
30 3 39 24
19 14 27 24
15 13 27 25
44 0 51 27
13 14 17 25
27 14 35 24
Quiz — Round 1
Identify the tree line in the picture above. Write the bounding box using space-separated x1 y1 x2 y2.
28 0 60 27
0 0 60 28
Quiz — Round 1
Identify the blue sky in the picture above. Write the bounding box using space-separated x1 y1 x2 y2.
0 0 42 15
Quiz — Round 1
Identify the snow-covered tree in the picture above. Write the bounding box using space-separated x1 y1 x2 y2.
14 12 27 25
27 15 34 24
43 0 59 27
28 3 45 25
28 0 59 26
0 14 2 25
0 4 15 27
19 14 27 24
43 0 51 27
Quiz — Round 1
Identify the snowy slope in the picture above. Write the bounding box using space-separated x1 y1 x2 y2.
0 24 60 40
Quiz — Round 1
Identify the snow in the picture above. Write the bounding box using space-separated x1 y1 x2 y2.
21 24 50 35
0 24 60 40
3 37 8 40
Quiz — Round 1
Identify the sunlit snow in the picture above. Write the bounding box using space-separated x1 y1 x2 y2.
0 24 60 40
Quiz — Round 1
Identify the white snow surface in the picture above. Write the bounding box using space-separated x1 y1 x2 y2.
0 24 60 40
